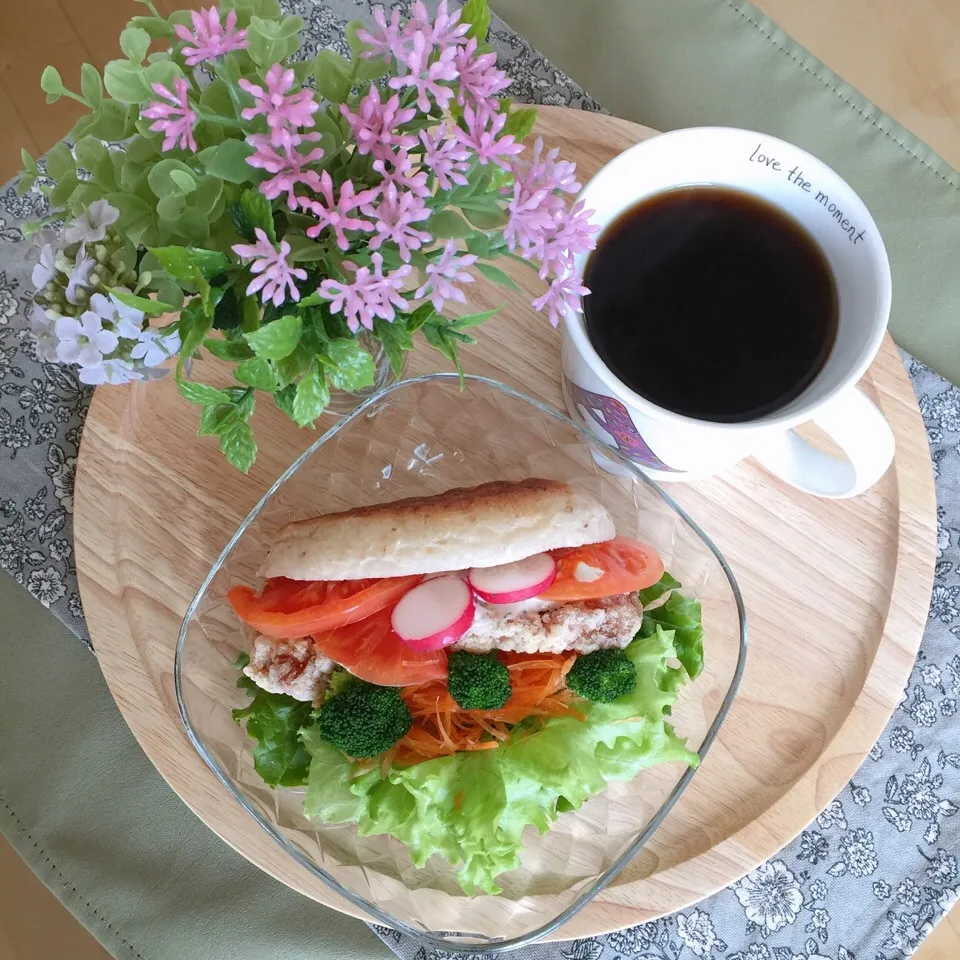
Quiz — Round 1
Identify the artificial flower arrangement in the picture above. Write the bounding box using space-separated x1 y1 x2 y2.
20 0 594 471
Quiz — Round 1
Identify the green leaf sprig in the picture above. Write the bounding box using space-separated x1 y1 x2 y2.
17 0 574 472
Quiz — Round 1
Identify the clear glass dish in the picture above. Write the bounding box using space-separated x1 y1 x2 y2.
174 374 747 953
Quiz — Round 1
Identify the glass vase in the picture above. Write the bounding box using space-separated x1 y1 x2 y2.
326 335 402 415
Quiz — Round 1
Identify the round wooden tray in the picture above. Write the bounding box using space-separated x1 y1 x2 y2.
74 106 936 940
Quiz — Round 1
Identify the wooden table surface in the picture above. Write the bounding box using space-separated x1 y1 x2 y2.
0 1 958 958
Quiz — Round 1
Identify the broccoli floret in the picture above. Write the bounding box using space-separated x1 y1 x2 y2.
447 651 511 710
566 648 637 703
318 678 412 758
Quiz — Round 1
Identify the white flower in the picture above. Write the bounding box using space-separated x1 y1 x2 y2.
64 199 119 244
727 946 772 960
938 885 960 913
676 909 721 957
26 566 66 606
29 305 60 362
31 242 57 288
926 849 958 884
0 286 16 323
816 799 848 830
850 783 872 806
873 879 892 900
88 291 144 340
809 878 828 901
889 726 915 753
896 878 921 907
837 827 879 876
605 926 655 955
130 327 181 367
922 664 942 687
65 247 97 304
49 538 71 562
882 911 933 953
47 445 75 512
79 357 144 385
734 860 803 933
54 311 119 366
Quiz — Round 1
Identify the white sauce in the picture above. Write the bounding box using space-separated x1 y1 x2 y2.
573 562 605 583
479 596 557 619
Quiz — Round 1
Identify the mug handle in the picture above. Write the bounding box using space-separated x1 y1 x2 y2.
752 386 895 498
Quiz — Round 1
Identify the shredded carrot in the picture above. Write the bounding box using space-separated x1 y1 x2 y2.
394 652 584 766
380 745 398 777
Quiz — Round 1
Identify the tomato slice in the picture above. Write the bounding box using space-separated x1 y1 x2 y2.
227 575 422 639
313 608 448 686
539 536 664 601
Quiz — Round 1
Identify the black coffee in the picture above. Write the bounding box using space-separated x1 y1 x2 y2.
583 186 838 422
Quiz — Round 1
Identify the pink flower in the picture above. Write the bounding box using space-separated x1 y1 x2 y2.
318 253 413 332
419 128 471 190
406 0 470 47
356 6 405 58
298 172 379 251
415 241 477 312
518 137 580 196
527 198 597 279
451 104 523 169
232 228 308 307
504 137 581 256
388 31 457 113
503 199 551 256
372 150 429 198
239 64 319 147
246 131 325 207
531 272 590 328
173 6 248 66
142 78 197 153
364 183 431 262
340 87 416 162
359 2 468 62
453 38 511 111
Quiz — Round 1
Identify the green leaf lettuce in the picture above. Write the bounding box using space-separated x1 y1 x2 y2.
639 592 705 680
299 626 698 894
233 654 314 787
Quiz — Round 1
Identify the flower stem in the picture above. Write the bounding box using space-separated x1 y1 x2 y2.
209 60 248 117
501 250 539 271
60 88 91 108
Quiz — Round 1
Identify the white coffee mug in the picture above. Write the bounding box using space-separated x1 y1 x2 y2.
561 127 895 498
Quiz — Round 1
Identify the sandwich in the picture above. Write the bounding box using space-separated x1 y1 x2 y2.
228 478 705 894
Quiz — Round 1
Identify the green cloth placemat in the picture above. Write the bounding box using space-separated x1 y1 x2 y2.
491 0 960 386
0 570 388 960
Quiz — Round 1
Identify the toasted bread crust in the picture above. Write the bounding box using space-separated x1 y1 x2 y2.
261 479 615 580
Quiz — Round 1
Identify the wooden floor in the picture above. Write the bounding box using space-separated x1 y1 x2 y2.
0 1 958 958
0 836 115 960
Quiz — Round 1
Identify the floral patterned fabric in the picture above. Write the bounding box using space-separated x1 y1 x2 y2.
0 2 954 959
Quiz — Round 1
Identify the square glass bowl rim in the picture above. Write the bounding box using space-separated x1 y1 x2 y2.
173 372 748 954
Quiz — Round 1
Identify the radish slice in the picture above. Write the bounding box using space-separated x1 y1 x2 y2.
468 553 558 604
391 576 475 652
